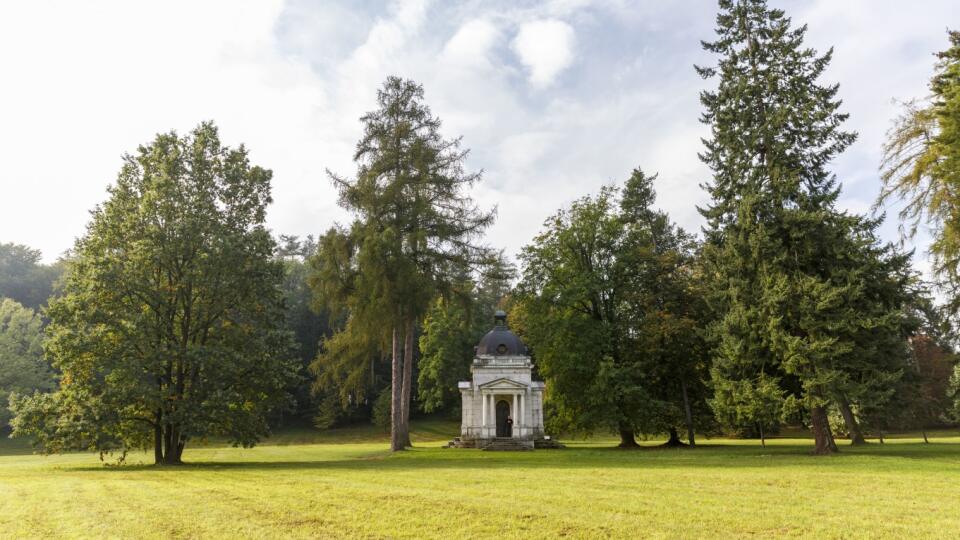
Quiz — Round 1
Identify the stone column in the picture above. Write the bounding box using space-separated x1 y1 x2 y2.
512 394 518 437
481 391 487 429
486 394 493 433
519 393 525 429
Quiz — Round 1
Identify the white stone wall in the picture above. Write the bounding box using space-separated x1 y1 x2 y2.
458 356 547 441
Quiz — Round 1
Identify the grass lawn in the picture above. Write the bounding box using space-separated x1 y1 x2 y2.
1 421 959 539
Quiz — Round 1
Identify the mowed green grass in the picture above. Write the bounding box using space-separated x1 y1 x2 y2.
1 422 959 539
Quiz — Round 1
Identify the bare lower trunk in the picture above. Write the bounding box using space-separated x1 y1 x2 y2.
922 428 929 444
618 422 639 448
810 405 838 455
758 422 766 448
154 414 163 465
663 426 688 447
836 395 866 445
878 431 884 444
681 379 696 447
390 326 404 452
158 424 185 465
400 318 415 448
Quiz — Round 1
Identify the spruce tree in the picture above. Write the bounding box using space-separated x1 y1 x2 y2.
698 0 863 454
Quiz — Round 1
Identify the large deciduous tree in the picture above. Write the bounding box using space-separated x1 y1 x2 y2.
698 0 908 454
516 169 706 448
10 123 298 464
314 77 495 451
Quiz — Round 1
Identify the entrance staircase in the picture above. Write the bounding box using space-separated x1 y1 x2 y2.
445 437 564 450
481 437 534 451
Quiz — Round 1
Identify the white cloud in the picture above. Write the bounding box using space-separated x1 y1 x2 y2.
442 19 500 69
511 19 576 88
0 0 957 288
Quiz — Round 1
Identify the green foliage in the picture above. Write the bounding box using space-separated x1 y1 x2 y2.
0 298 54 428
311 317 383 410
0 243 64 310
709 372 783 439
9 123 298 464
417 255 515 413
516 169 706 444
417 297 475 413
322 75 497 330
276 235 330 422
313 77 496 449
879 31 960 283
371 386 392 432
950 362 960 423
698 0 910 452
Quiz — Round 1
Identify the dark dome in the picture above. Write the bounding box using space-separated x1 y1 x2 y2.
476 311 527 356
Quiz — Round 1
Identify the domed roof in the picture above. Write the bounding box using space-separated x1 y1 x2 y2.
476 311 527 356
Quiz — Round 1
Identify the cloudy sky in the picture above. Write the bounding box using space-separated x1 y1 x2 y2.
1 1 955 274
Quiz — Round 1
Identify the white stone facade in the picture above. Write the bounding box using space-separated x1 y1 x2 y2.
457 314 547 446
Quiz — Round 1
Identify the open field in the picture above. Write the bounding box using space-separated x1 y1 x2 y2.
1 421 959 539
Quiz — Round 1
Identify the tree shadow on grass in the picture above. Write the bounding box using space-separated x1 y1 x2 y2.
68 440 960 473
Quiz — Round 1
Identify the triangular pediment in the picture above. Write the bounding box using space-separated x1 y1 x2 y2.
478 377 528 390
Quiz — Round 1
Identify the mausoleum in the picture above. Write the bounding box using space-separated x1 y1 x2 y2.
449 311 558 450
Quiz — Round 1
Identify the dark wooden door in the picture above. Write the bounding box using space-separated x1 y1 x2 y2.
496 400 510 437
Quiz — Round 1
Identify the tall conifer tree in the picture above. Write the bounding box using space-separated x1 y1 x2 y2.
879 31 960 296
316 77 494 451
696 0 889 454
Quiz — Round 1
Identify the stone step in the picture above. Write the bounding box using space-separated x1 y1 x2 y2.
482 438 534 451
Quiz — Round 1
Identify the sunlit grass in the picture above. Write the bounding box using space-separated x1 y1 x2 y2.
1 421 959 538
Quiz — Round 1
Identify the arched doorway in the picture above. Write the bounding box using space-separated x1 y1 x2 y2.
495 399 511 437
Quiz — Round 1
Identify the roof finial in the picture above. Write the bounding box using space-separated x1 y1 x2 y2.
494 310 507 326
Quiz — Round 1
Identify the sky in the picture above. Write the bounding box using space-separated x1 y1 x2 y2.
1 0 955 277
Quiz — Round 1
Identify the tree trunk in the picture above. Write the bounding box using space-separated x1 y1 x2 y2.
158 424 185 465
758 422 766 448
154 421 163 465
662 426 688 448
878 431 884 444
810 405 838 455
390 325 404 452
153 409 163 465
922 428 929 444
618 422 639 448
836 395 866 445
400 318 415 448
827 422 839 452
680 379 696 447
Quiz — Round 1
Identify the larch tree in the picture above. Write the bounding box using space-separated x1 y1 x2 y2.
316 77 495 451
878 31 960 288
10 123 298 464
